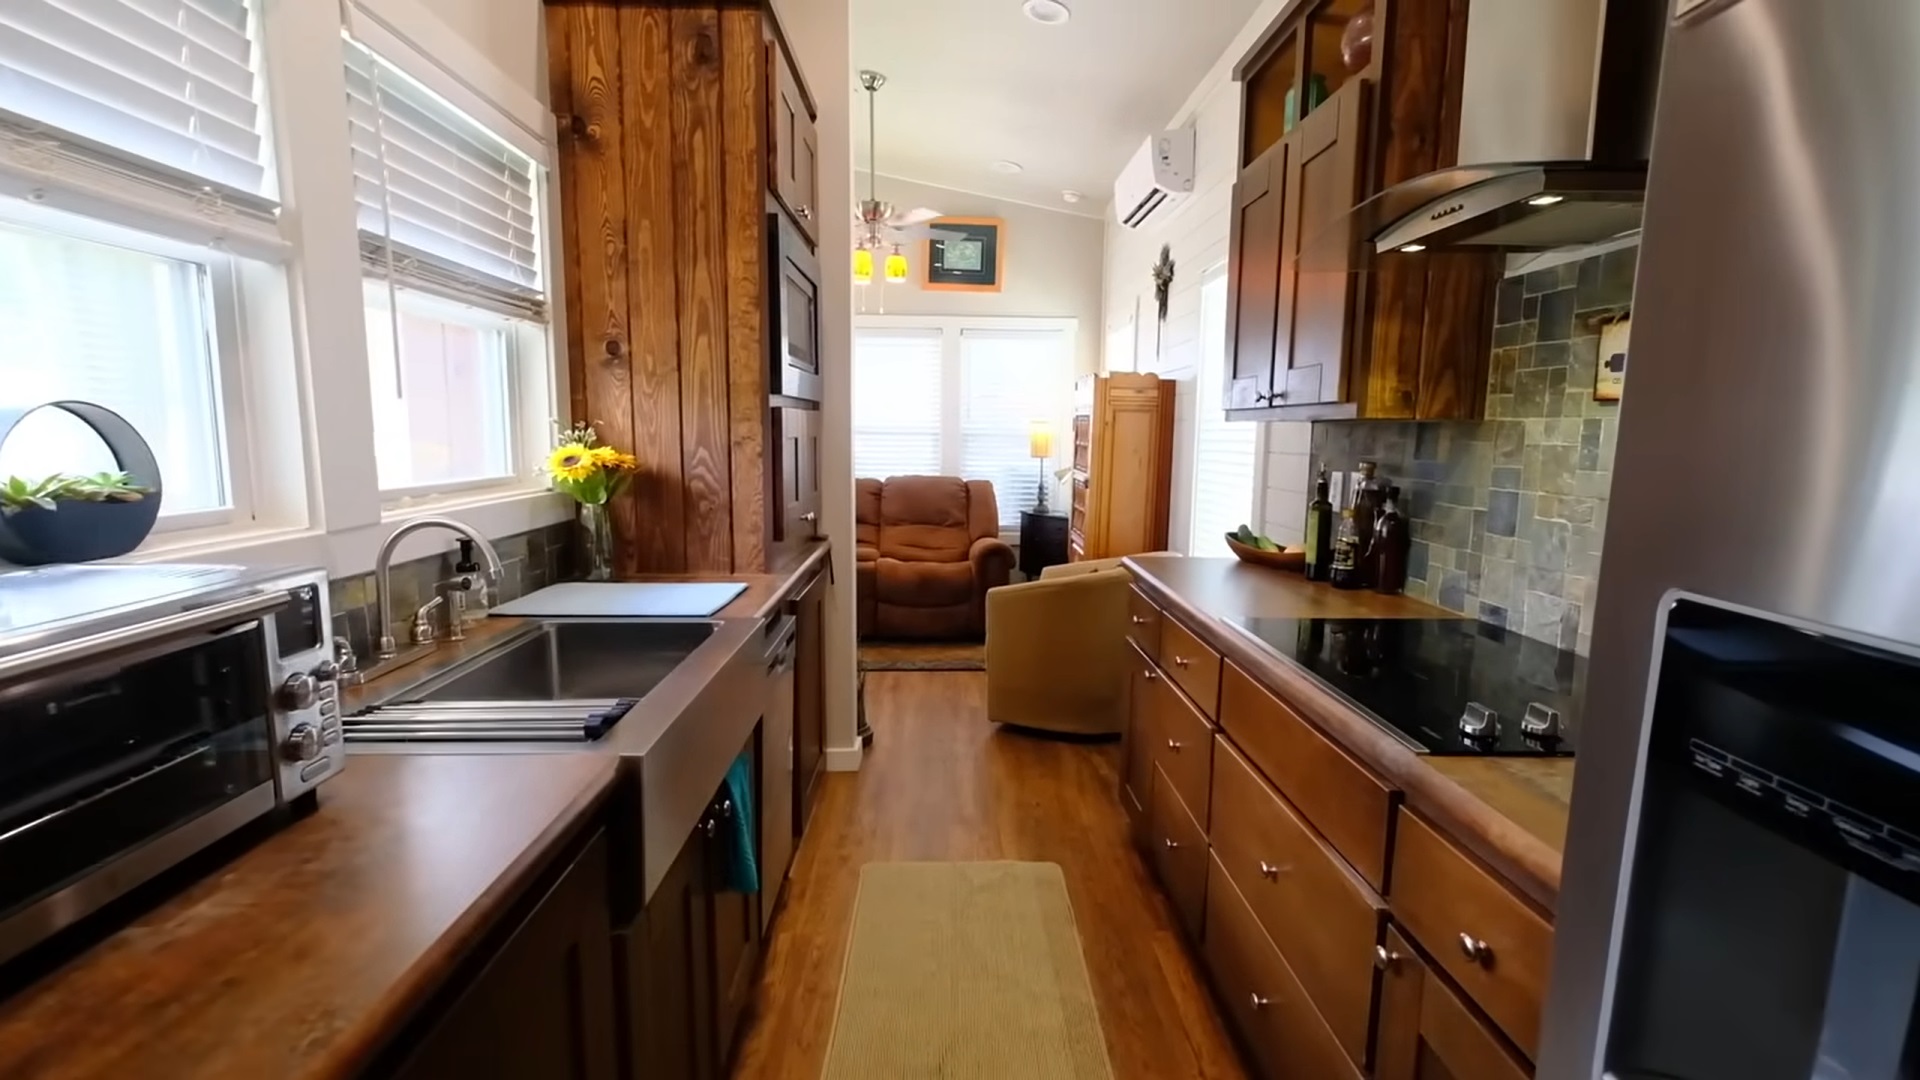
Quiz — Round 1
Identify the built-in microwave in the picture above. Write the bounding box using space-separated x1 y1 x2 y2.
0 564 343 968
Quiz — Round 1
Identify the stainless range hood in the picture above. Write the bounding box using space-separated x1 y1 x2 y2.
1341 0 1666 256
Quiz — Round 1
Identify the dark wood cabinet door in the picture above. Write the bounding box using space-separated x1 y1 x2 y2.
772 214 822 402
629 824 717 1080
1375 927 1532 1080
773 406 820 544
709 739 762 1064
768 43 817 245
395 833 618 1080
792 570 827 834
1226 141 1289 410
1276 78 1369 408
1119 642 1159 838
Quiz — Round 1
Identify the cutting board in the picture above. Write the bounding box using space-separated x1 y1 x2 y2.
491 582 748 619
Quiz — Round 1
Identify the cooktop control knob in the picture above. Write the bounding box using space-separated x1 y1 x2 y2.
1459 701 1499 740
1521 702 1563 740
278 672 318 711
311 659 341 683
282 723 322 762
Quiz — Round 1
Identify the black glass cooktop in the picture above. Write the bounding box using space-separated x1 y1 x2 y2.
1226 618 1585 756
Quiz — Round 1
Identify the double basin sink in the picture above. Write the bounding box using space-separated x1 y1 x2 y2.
347 620 719 743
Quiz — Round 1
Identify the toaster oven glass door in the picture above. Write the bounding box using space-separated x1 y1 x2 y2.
0 622 275 947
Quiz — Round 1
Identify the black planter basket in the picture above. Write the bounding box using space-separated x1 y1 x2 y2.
0 401 163 566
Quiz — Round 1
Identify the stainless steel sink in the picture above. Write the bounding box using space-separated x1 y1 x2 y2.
403 620 717 703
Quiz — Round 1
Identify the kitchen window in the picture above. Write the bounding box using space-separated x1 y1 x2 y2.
1189 269 1258 556
346 37 551 499
853 316 1076 530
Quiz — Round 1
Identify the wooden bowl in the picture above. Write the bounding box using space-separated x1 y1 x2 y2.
1225 535 1306 572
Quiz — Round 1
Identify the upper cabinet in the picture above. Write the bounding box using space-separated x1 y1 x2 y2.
1225 0 1502 422
769 41 819 247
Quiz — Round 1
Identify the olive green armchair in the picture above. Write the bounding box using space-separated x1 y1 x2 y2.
984 556 1157 736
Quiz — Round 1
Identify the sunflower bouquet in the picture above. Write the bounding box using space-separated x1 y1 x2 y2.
545 422 639 505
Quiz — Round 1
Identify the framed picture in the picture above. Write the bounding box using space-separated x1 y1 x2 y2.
922 217 1005 293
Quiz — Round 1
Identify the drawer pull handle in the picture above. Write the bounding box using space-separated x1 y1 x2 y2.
1373 945 1402 971
1249 992 1271 1010
1143 670 1160 681
1166 738 1182 752
1172 655 1191 668
1257 860 1282 880
1130 615 1149 625
1458 933 1493 965
1163 837 1181 850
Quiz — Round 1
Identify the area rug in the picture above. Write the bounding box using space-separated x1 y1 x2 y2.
821 862 1114 1080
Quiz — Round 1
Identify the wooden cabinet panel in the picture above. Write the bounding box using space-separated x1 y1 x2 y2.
1147 763 1208 942
759 637 796 933
792 570 827 835
1210 739 1385 1070
1074 374 1175 561
1219 663 1395 891
397 832 619 1080
1203 854 1364 1080
1126 584 1162 656
1120 641 1160 834
772 406 819 544
710 751 762 1064
1158 617 1222 719
1152 677 1214 831
1276 79 1368 408
1226 141 1289 410
625 824 716 1080
1390 810 1551 1060
768 42 817 244
1376 927 1532 1080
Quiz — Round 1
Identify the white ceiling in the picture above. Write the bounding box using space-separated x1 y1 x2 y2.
852 0 1264 218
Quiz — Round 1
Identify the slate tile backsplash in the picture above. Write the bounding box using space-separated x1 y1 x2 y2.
327 521 577 663
1311 246 1636 655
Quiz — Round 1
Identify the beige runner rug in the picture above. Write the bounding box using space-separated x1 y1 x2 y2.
822 861 1115 1080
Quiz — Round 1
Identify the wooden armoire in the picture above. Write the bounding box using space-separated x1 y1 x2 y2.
546 0 822 575
1068 372 1177 562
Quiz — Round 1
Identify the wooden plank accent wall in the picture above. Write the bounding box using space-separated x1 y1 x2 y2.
548 2 770 573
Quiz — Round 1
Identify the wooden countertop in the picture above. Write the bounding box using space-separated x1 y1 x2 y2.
1124 556 1574 913
0 754 620 1080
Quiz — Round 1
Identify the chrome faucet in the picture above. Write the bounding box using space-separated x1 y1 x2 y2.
373 517 504 659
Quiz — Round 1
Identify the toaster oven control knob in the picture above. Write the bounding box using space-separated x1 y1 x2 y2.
282 723 322 763
278 673 318 711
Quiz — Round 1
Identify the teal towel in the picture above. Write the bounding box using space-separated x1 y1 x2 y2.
721 752 759 894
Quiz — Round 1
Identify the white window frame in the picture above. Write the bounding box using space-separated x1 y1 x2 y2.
1188 264 1265 557
854 314 1078 540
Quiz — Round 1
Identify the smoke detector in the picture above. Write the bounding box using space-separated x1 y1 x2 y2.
1023 0 1071 26
1061 190 1083 204
992 160 1024 175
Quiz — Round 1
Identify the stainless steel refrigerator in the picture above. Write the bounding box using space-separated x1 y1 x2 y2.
1543 1 1920 1077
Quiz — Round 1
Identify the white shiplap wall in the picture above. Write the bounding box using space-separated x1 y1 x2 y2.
1101 0 1313 551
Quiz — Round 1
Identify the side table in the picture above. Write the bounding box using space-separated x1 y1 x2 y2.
1018 510 1071 579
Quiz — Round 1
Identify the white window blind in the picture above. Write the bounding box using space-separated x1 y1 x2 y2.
345 39 543 320
961 329 1062 528
852 328 943 480
0 0 278 247
1191 272 1257 556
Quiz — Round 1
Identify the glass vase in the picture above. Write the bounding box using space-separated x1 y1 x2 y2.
580 501 615 582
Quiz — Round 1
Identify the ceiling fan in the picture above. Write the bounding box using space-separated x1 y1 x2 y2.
856 70 964 258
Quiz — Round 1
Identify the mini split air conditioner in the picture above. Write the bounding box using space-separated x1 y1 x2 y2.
1113 128 1195 230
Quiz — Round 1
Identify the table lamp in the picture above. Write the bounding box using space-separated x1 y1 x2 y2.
1029 421 1055 513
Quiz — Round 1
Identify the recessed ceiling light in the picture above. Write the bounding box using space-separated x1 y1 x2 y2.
992 160 1024 175
1399 243 1427 253
1061 190 1083 204
1526 194 1566 207
1023 0 1071 26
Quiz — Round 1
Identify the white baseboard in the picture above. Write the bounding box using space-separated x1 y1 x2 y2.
825 743 865 771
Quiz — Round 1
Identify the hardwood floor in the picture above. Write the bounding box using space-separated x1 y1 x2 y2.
731 670 1248 1079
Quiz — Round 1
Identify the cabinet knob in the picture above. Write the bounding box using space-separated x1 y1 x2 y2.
1163 837 1180 850
1130 615 1149 625
1166 738 1182 752
1172 655 1191 669
1249 992 1271 1010
796 204 813 219
1458 933 1493 965
1143 670 1159 681
1374 945 1402 971
1258 860 1282 880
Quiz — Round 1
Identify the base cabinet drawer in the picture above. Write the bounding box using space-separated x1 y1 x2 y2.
1127 585 1162 655
1202 854 1363 1080
1210 738 1384 1070
1120 641 1160 837
1148 763 1208 941
1152 674 1214 830
1159 617 1223 718
1390 810 1552 1059
1376 927 1531 1080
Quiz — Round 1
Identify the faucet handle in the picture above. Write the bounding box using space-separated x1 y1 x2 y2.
410 595 445 646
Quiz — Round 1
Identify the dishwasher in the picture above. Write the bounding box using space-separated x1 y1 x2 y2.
758 614 798 930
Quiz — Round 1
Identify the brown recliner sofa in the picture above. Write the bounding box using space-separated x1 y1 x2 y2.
856 476 1015 640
